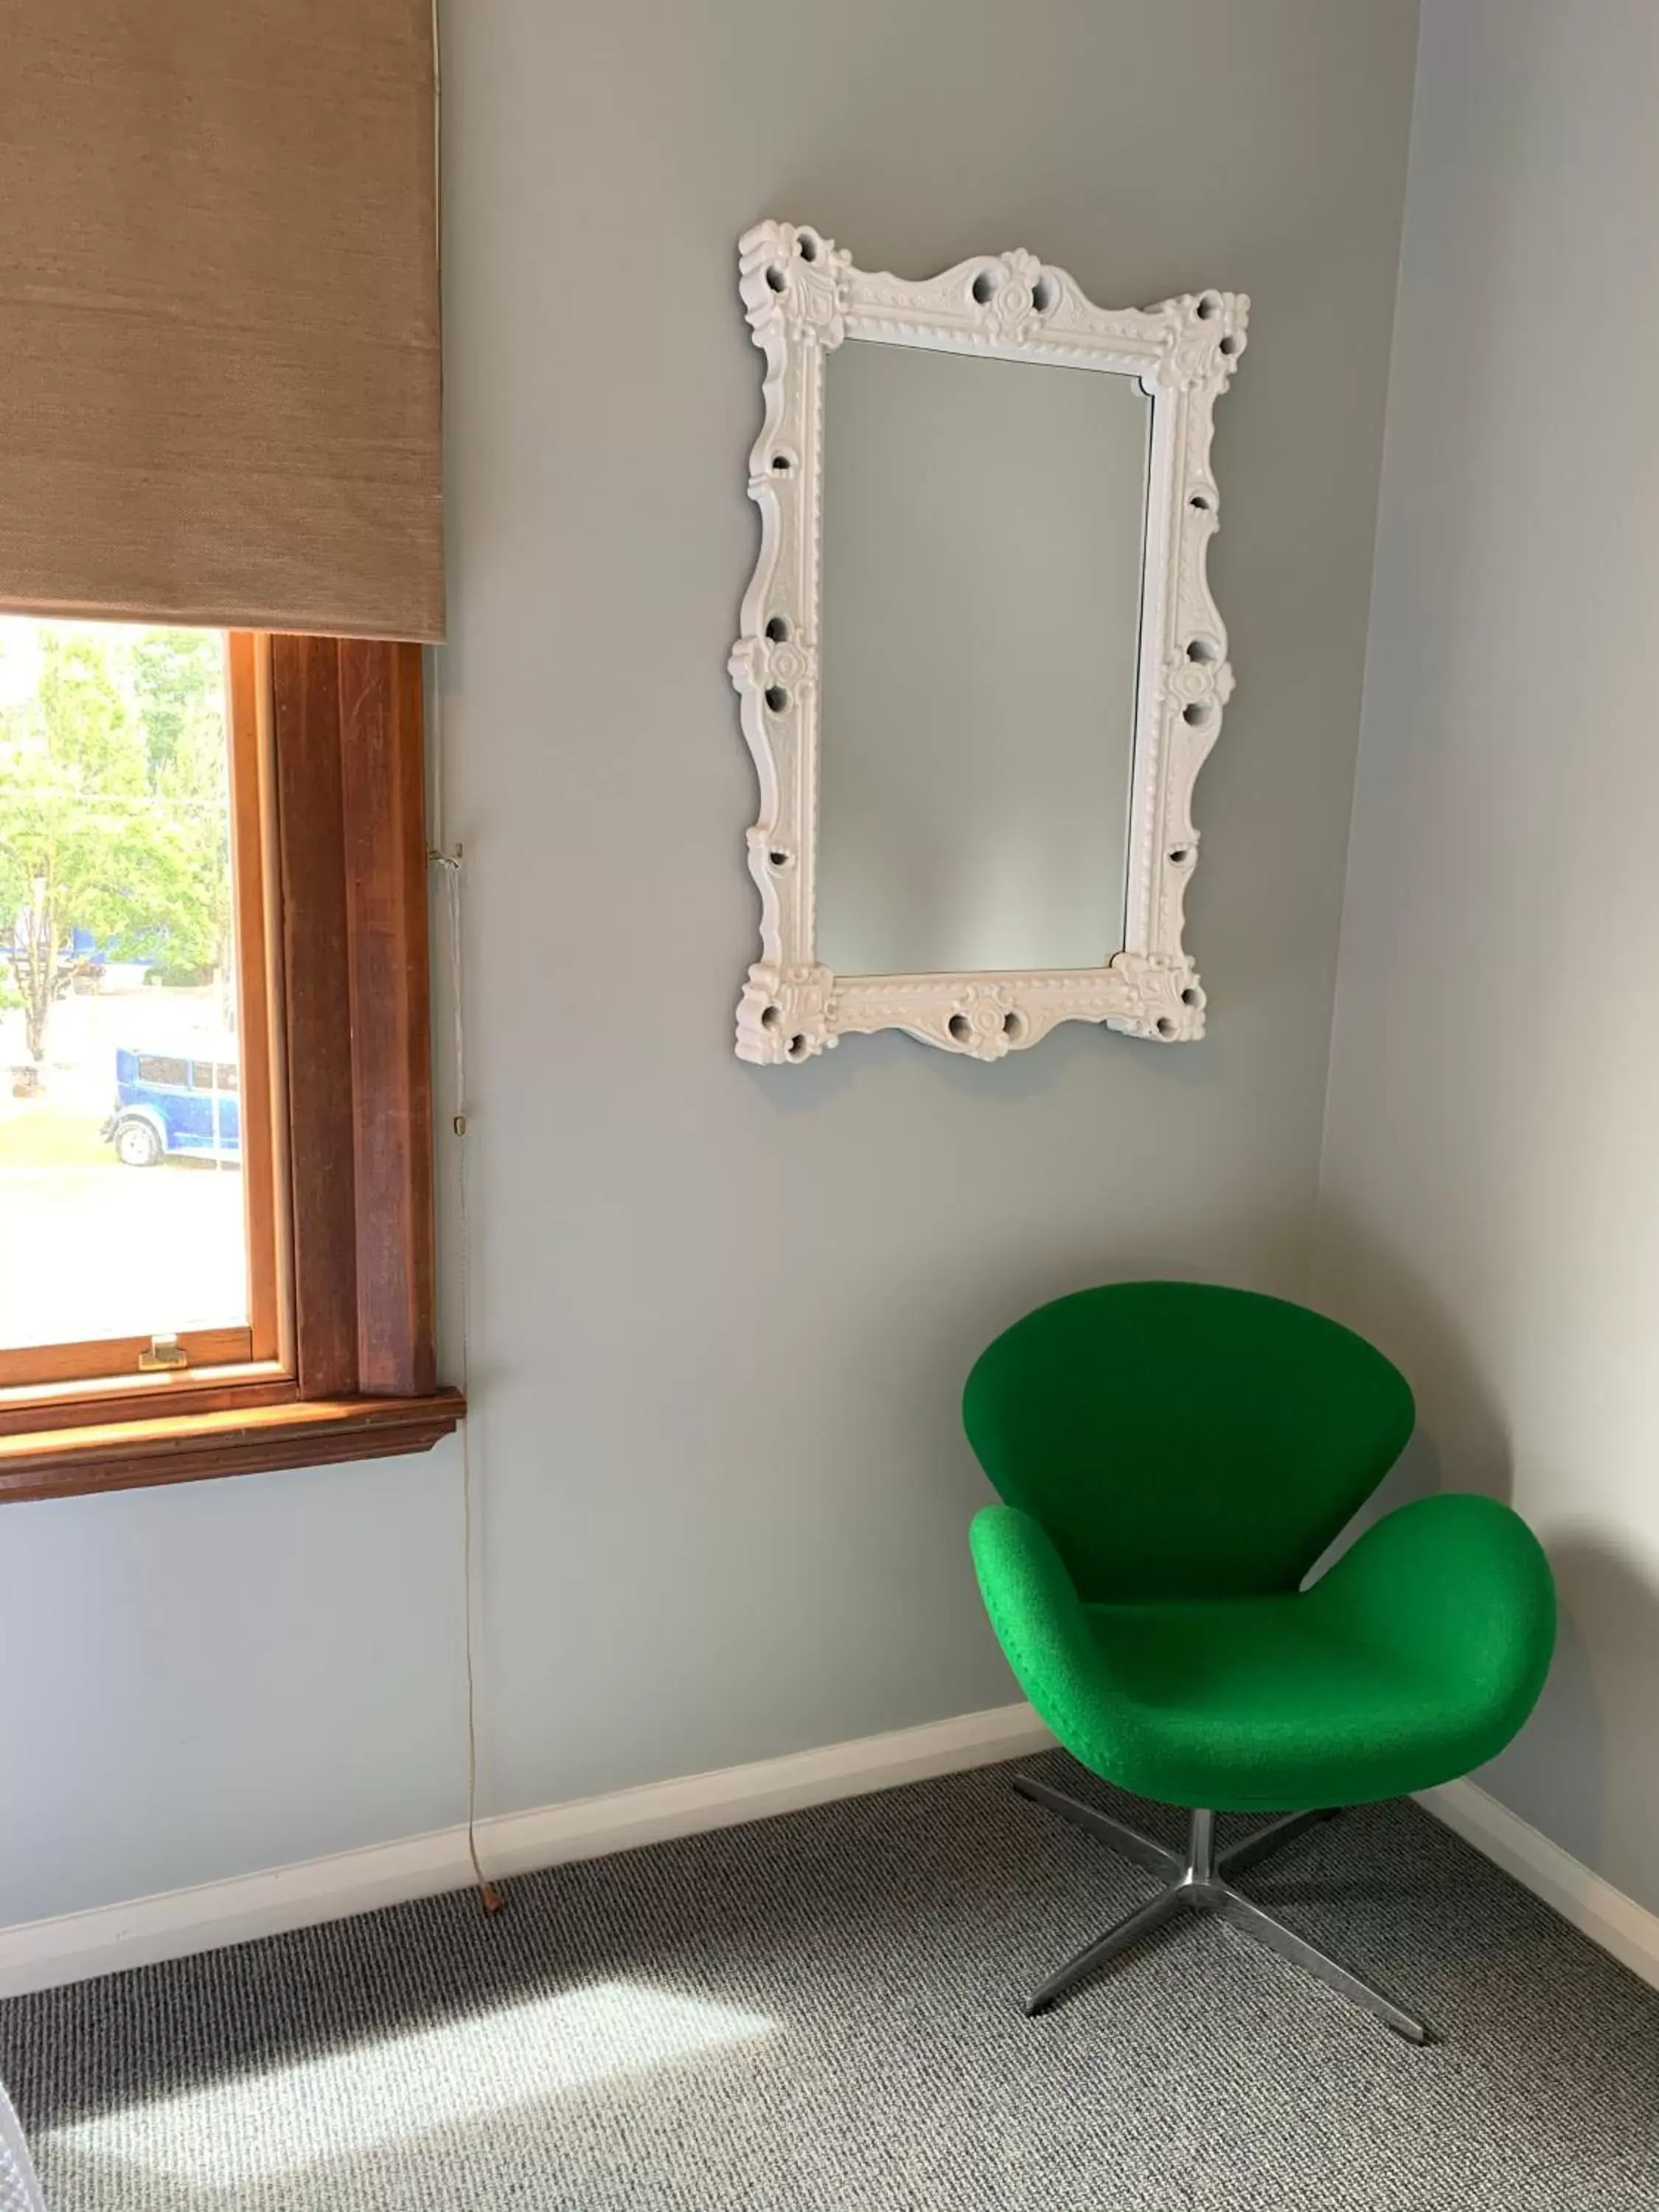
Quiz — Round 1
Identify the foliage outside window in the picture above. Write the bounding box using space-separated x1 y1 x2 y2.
1 625 232 1075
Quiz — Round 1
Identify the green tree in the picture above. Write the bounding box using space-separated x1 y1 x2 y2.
133 627 232 1004
152 677 234 994
0 628 226 1072
132 627 221 783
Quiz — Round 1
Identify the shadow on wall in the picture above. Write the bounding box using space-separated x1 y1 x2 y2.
1304 1424 1440 1587
1312 1200 1627 1877
1312 1197 1515 1504
1480 1534 1658 1885
737 1013 1226 1113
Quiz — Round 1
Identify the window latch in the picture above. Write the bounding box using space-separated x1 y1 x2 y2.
138 1335 190 1373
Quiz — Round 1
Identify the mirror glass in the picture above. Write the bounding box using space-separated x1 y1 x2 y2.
815 340 1151 978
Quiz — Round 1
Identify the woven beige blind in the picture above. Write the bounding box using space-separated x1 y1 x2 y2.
0 1 442 640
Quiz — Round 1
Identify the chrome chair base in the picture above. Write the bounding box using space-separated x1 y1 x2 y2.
1012 1774 1430 2043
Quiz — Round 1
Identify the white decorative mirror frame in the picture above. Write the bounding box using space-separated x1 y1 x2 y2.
728 220 1247 1064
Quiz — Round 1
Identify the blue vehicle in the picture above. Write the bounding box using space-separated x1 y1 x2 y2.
102 1046 240 1168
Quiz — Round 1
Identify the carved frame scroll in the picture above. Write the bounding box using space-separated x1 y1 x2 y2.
729 221 1247 1064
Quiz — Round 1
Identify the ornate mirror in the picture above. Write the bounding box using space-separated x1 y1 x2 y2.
729 222 1246 1063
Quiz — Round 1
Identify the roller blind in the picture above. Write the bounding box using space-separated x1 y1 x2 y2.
0 1 442 641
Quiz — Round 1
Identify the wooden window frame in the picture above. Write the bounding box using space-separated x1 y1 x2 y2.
0 636 462 1498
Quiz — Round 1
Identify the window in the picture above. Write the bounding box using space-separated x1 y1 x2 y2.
0 630 461 1498
0 620 275 1390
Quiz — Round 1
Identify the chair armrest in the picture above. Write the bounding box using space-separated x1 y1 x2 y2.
970 1505 1120 1761
1311 1491 1556 1712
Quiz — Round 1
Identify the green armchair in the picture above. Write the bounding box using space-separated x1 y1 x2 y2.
965 1281 1555 2042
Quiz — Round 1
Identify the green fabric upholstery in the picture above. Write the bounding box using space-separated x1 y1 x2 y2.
965 1284 1555 1812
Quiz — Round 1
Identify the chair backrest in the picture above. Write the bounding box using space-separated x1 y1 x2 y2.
962 1281 1414 1602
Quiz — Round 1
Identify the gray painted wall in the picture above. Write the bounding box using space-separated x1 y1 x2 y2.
1315 0 1659 1911
0 0 1419 1927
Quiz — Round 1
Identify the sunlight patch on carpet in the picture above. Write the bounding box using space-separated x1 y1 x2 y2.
45 1981 774 2186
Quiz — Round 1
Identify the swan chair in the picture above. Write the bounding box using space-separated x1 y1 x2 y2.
965 1282 1555 2043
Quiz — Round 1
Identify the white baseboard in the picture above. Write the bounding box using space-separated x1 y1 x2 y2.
9 1715 1649 2006
1417 1778 1659 1992
0 1701 1052 1999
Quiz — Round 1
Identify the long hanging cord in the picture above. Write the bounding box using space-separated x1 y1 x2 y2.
430 672 504 1916
426 0 499 1919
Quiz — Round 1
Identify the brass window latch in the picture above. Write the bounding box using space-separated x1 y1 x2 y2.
138 1335 190 1372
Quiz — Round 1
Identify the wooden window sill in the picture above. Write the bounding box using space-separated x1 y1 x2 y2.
0 1391 465 1503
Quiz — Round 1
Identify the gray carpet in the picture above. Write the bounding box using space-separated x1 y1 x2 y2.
4 1751 1658 2211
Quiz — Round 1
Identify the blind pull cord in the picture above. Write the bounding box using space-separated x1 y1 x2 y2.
428 664 503 1916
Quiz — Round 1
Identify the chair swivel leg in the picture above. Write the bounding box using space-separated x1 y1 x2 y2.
1215 1887 1428 2044
1015 1784 1430 2042
1012 1773 1183 1879
1216 1806 1342 1881
1025 1886 1189 2017
1013 1775 1334 1887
